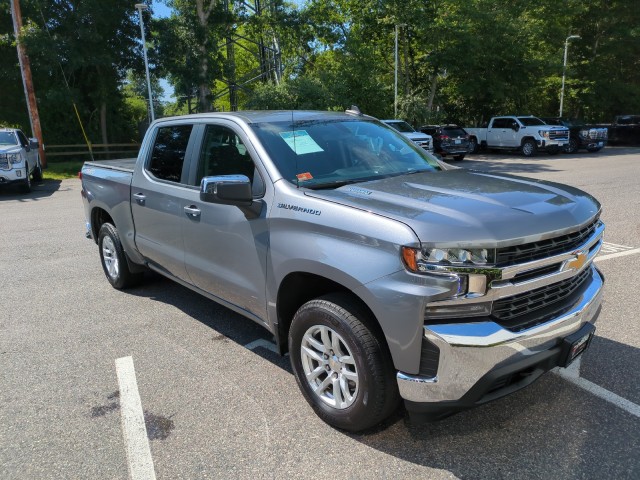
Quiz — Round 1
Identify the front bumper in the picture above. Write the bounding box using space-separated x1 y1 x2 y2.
397 264 603 415
0 167 28 184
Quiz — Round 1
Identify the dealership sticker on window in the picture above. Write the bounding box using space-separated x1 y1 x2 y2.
296 172 314 181
280 130 324 155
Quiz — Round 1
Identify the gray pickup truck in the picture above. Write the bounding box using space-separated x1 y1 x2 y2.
81 110 604 432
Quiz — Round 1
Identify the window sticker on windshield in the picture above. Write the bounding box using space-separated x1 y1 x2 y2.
279 130 324 155
296 172 313 181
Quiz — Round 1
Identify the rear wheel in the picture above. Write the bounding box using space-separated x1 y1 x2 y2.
521 139 537 157
98 223 143 289
289 293 399 432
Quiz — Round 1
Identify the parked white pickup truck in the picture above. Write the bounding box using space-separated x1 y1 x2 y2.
466 116 570 156
0 127 43 192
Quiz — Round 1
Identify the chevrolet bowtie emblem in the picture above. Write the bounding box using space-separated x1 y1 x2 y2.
568 251 588 271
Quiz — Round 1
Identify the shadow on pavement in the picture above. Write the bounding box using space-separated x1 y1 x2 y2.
120 266 640 479
0 179 62 201
124 273 292 373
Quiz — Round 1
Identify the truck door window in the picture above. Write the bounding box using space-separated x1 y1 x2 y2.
147 125 193 183
195 125 256 185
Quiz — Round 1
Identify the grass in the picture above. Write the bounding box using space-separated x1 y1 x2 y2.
43 160 84 180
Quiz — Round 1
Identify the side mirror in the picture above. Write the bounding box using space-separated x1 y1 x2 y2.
29 138 39 149
200 175 253 206
512 123 520 132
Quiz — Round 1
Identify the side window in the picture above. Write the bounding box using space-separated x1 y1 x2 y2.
195 124 256 186
491 118 507 129
16 130 29 147
147 125 193 183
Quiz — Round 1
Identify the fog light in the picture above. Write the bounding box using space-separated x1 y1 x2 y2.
16 170 22 178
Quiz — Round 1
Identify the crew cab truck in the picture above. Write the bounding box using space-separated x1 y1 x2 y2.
81 111 604 432
466 116 570 156
0 127 43 192
541 118 608 154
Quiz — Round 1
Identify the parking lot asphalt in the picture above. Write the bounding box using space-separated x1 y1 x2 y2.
1 148 639 479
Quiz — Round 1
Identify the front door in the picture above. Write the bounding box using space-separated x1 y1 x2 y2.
181 122 270 319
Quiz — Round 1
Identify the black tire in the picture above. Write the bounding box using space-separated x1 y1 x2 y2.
453 154 465 161
521 139 537 157
20 163 32 193
98 223 143 289
586 146 602 153
32 156 43 182
564 137 579 154
468 137 479 154
289 293 400 432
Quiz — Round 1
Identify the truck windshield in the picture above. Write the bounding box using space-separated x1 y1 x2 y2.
517 117 546 126
250 119 441 189
0 132 18 146
385 121 415 133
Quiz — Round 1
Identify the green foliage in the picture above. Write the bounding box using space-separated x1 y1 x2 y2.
2 0 638 145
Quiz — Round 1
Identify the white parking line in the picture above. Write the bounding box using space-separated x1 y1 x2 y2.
244 338 279 354
115 356 157 480
554 358 640 419
595 248 640 262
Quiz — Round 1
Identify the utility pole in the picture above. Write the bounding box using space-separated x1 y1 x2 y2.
10 0 46 168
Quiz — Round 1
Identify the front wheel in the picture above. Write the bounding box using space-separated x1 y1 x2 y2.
98 223 143 289
289 293 399 432
521 139 537 157
32 156 43 182
563 137 579 154
20 163 31 193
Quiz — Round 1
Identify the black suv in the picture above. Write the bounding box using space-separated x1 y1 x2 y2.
419 125 469 160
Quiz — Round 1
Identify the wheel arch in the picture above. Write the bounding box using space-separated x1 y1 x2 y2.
275 272 385 356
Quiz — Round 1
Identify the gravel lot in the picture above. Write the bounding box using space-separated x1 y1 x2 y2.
1 147 639 479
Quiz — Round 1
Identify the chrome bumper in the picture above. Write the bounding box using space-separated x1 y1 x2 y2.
397 264 604 403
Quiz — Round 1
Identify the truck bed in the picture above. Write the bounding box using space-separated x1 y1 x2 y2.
83 158 137 173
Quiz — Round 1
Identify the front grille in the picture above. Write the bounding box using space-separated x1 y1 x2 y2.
492 267 592 331
549 130 569 141
0 160 8 170
495 217 599 266
586 129 608 140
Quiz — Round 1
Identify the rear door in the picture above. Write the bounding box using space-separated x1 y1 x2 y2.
180 121 271 320
131 121 197 282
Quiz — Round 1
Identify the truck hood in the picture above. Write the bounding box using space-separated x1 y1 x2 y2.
401 132 432 142
0 146 21 154
306 169 600 247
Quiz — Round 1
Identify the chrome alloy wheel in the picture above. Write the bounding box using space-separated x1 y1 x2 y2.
300 325 359 409
101 236 120 279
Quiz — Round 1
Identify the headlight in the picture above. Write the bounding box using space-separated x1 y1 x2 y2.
538 130 550 138
580 129 589 137
402 246 493 272
8 153 22 164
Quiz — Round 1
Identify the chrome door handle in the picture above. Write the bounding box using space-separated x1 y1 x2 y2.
133 192 146 204
184 205 201 218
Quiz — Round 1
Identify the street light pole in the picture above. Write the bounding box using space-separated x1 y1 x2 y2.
135 3 155 122
394 24 406 118
559 34 580 118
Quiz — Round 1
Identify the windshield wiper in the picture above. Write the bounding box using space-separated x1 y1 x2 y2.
306 179 365 190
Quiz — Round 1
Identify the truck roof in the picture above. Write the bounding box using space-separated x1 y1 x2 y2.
154 110 375 125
